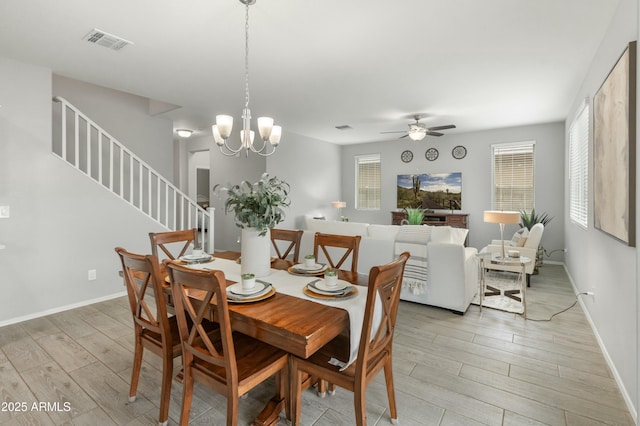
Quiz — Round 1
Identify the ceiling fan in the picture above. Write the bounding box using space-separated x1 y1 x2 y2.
381 115 456 141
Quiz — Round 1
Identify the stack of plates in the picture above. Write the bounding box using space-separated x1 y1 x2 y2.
226 281 274 303
179 254 213 264
289 263 328 275
304 279 356 299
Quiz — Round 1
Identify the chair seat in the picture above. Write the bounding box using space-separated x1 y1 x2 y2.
191 331 288 393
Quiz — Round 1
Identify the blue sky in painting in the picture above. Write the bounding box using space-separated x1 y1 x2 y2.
397 172 462 193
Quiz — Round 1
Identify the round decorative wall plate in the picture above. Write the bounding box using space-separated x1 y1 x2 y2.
425 148 439 161
401 150 413 163
452 145 467 159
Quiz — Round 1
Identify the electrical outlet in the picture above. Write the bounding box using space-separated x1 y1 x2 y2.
0 206 9 218
88 269 97 281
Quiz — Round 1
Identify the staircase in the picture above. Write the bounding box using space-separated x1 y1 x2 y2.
51 96 214 251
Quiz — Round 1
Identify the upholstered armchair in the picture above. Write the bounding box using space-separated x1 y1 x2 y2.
480 223 544 285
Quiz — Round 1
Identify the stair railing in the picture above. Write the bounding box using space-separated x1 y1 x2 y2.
52 96 214 251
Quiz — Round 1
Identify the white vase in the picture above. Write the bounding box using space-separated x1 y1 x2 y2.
241 227 271 278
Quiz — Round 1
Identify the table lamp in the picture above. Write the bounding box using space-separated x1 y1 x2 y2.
484 210 520 259
331 201 346 221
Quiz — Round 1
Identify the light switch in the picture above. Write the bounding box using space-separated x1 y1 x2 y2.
0 206 9 218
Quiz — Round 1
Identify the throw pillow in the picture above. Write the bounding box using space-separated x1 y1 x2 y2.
430 226 452 243
511 228 529 246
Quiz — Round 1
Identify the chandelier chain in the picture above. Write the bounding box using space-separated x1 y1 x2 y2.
244 1 250 109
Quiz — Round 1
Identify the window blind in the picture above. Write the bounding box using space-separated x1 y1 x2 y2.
569 102 589 228
355 154 381 209
492 141 535 211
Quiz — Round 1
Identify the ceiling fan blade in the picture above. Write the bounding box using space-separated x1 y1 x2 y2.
427 124 456 131
426 131 444 137
399 134 409 139
380 130 406 134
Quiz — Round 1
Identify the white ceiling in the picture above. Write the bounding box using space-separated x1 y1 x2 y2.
0 0 620 144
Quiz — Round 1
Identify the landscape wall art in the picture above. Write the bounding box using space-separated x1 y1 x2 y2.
397 172 462 210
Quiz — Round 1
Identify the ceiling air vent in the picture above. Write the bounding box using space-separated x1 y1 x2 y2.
83 28 133 51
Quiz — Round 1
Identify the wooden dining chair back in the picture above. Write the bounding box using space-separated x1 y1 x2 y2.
290 251 410 426
271 228 303 263
165 260 289 426
115 247 182 426
149 228 198 261
313 232 362 276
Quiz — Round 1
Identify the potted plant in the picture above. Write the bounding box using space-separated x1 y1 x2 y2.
520 208 553 272
213 173 290 276
403 207 425 225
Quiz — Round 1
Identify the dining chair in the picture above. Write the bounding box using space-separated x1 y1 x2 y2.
115 247 183 426
149 228 199 261
290 251 410 426
164 260 289 426
313 232 362 281
271 228 303 263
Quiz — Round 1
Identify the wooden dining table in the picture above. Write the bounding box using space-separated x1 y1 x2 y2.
170 251 368 425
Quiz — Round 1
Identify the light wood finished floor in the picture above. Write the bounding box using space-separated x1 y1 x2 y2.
0 264 633 425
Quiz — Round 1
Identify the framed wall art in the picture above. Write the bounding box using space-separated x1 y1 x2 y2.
397 172 462 209
594 41 637 246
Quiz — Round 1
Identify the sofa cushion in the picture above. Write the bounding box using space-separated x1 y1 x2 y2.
368 224 401 240
305 218 369 237
429 226 451 243
450 227 469 245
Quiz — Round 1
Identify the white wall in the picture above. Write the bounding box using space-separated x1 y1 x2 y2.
340 122 566 257
0 58 171 325
565 0 638 418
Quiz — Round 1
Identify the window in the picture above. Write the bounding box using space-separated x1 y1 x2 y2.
355 154 381 209
491 141 535 211
569 102 589 228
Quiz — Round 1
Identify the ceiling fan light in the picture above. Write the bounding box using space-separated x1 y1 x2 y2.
408 131 426 141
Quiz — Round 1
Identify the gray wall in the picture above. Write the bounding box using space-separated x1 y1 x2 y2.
53 75 174 180
340 122 566 259
0 59 167 325
565 0 638 416
179 130 343 251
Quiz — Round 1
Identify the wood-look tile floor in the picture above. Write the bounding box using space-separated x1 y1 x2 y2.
0 264 634 425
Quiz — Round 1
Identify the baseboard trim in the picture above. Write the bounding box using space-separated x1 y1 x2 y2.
563 263 638 424
0 291 128 328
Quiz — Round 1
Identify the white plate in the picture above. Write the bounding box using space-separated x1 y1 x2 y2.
293 263 327 272
180 254 212 262
309 279 350 293
227 281 267 296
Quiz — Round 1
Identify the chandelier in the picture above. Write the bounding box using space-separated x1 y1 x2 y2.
212 0 281 157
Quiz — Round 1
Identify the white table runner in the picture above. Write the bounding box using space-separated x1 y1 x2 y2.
188 258 381 369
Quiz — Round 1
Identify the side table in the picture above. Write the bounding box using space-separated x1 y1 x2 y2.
478 253 532 319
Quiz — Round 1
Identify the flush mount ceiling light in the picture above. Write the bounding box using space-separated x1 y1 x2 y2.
176 129 193 138
212 0 281 157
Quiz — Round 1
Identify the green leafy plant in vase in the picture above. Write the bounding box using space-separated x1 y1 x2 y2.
213 173 290 276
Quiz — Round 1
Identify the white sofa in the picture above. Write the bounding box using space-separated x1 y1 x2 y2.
297 218 478 314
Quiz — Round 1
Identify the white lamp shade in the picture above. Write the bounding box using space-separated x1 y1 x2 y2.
257 117 274 140
211 125 224 146
483 210 520 224
269 125 282 145
215 115 233 139
331 201 346 209
408 131 426 141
